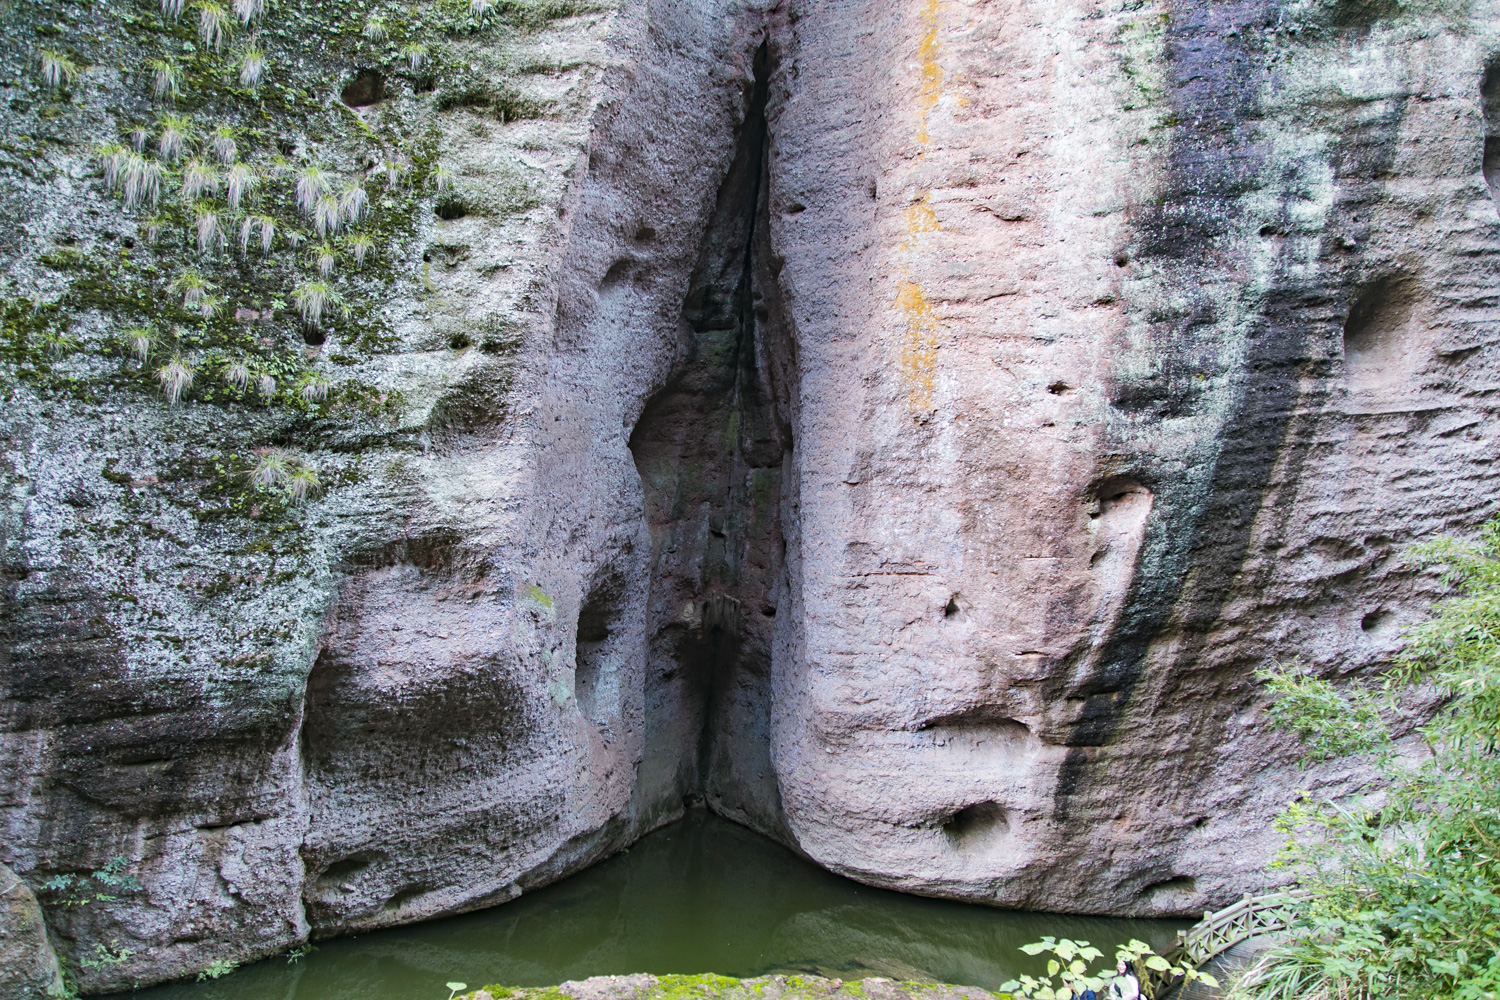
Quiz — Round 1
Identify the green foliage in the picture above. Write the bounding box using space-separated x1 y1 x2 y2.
198 958 239 980
39 857 142 907
79 941 135 971
999 938 1217 1000
1244 520 1500 1000
1259 665 1388 764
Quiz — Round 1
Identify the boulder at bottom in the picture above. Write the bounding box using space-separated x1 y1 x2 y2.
0 864 64 1000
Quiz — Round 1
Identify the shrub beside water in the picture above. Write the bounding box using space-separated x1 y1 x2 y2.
1244 520 1500 999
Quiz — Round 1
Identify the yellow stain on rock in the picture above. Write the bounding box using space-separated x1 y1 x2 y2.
893 1 948 417
896 280 940 413
903 194 940 246
915 0 944 148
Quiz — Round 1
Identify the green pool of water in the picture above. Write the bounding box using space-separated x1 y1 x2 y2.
123 811 1185 1000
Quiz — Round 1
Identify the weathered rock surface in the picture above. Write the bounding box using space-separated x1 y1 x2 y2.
3 0 1499 990
0 863 63 1000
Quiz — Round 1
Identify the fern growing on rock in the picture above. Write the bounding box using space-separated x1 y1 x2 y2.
287 466 321 502
168 268 215 309
238 214 275 254
156 113 194 161
236 46 267 88
38 49 79 89
208 126 238 164
193 1 232 51
146 57 181 102
182 158 222 200
225 163 258 211
231 0 262 25
156 355 194 405
293 280 345 327
123 326 159 363
347 233 374 267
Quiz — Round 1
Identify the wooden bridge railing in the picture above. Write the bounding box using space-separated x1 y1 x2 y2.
1143 890 1310 997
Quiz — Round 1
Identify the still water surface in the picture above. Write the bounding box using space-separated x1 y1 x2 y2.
125 811 1185 1000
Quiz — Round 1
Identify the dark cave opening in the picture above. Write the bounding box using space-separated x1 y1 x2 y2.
625 41 792 840
1482 60 1500 216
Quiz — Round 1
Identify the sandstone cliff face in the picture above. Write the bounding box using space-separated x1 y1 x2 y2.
1 0 1496 990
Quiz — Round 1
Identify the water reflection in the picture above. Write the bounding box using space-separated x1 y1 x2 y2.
121 811 1184 1000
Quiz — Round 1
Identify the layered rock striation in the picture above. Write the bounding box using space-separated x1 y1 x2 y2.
2 0 1498 991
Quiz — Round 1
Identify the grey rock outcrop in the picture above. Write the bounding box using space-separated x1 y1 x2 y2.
2 0 1499 990
0 864 64 1000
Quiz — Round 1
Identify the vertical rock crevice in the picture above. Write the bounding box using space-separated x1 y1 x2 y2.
628 40 794 841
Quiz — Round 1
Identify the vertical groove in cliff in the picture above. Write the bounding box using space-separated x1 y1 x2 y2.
627 40 793 840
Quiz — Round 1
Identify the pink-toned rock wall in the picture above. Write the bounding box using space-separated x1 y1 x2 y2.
4 0 1500 989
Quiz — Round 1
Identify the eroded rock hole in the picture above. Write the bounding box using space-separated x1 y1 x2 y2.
576 577 626 724
944 801 1010 850
627 41 792 838
1484 61 1500 217
340 70 385 108
1343 275 1419 395
435 196 470 221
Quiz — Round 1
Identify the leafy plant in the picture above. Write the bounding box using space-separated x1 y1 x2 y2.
161 0 185 20
402 43 430 70
1242 519 1500 1000
312 243 336 277
338 183 368 225
182 158 222 200
40 857 142 907
295 165 330 214
169 267 216 309
361 16 388 40
251 449 291 488
123 326 159 363
288 466 320 501
298 375 331 402
223 360 250 391
348 233 374 267
198 958 238 980
999 938 1217 1000
192 202 225 252
79 941 135 971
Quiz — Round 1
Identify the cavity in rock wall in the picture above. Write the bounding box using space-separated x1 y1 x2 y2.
628 40 794 840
